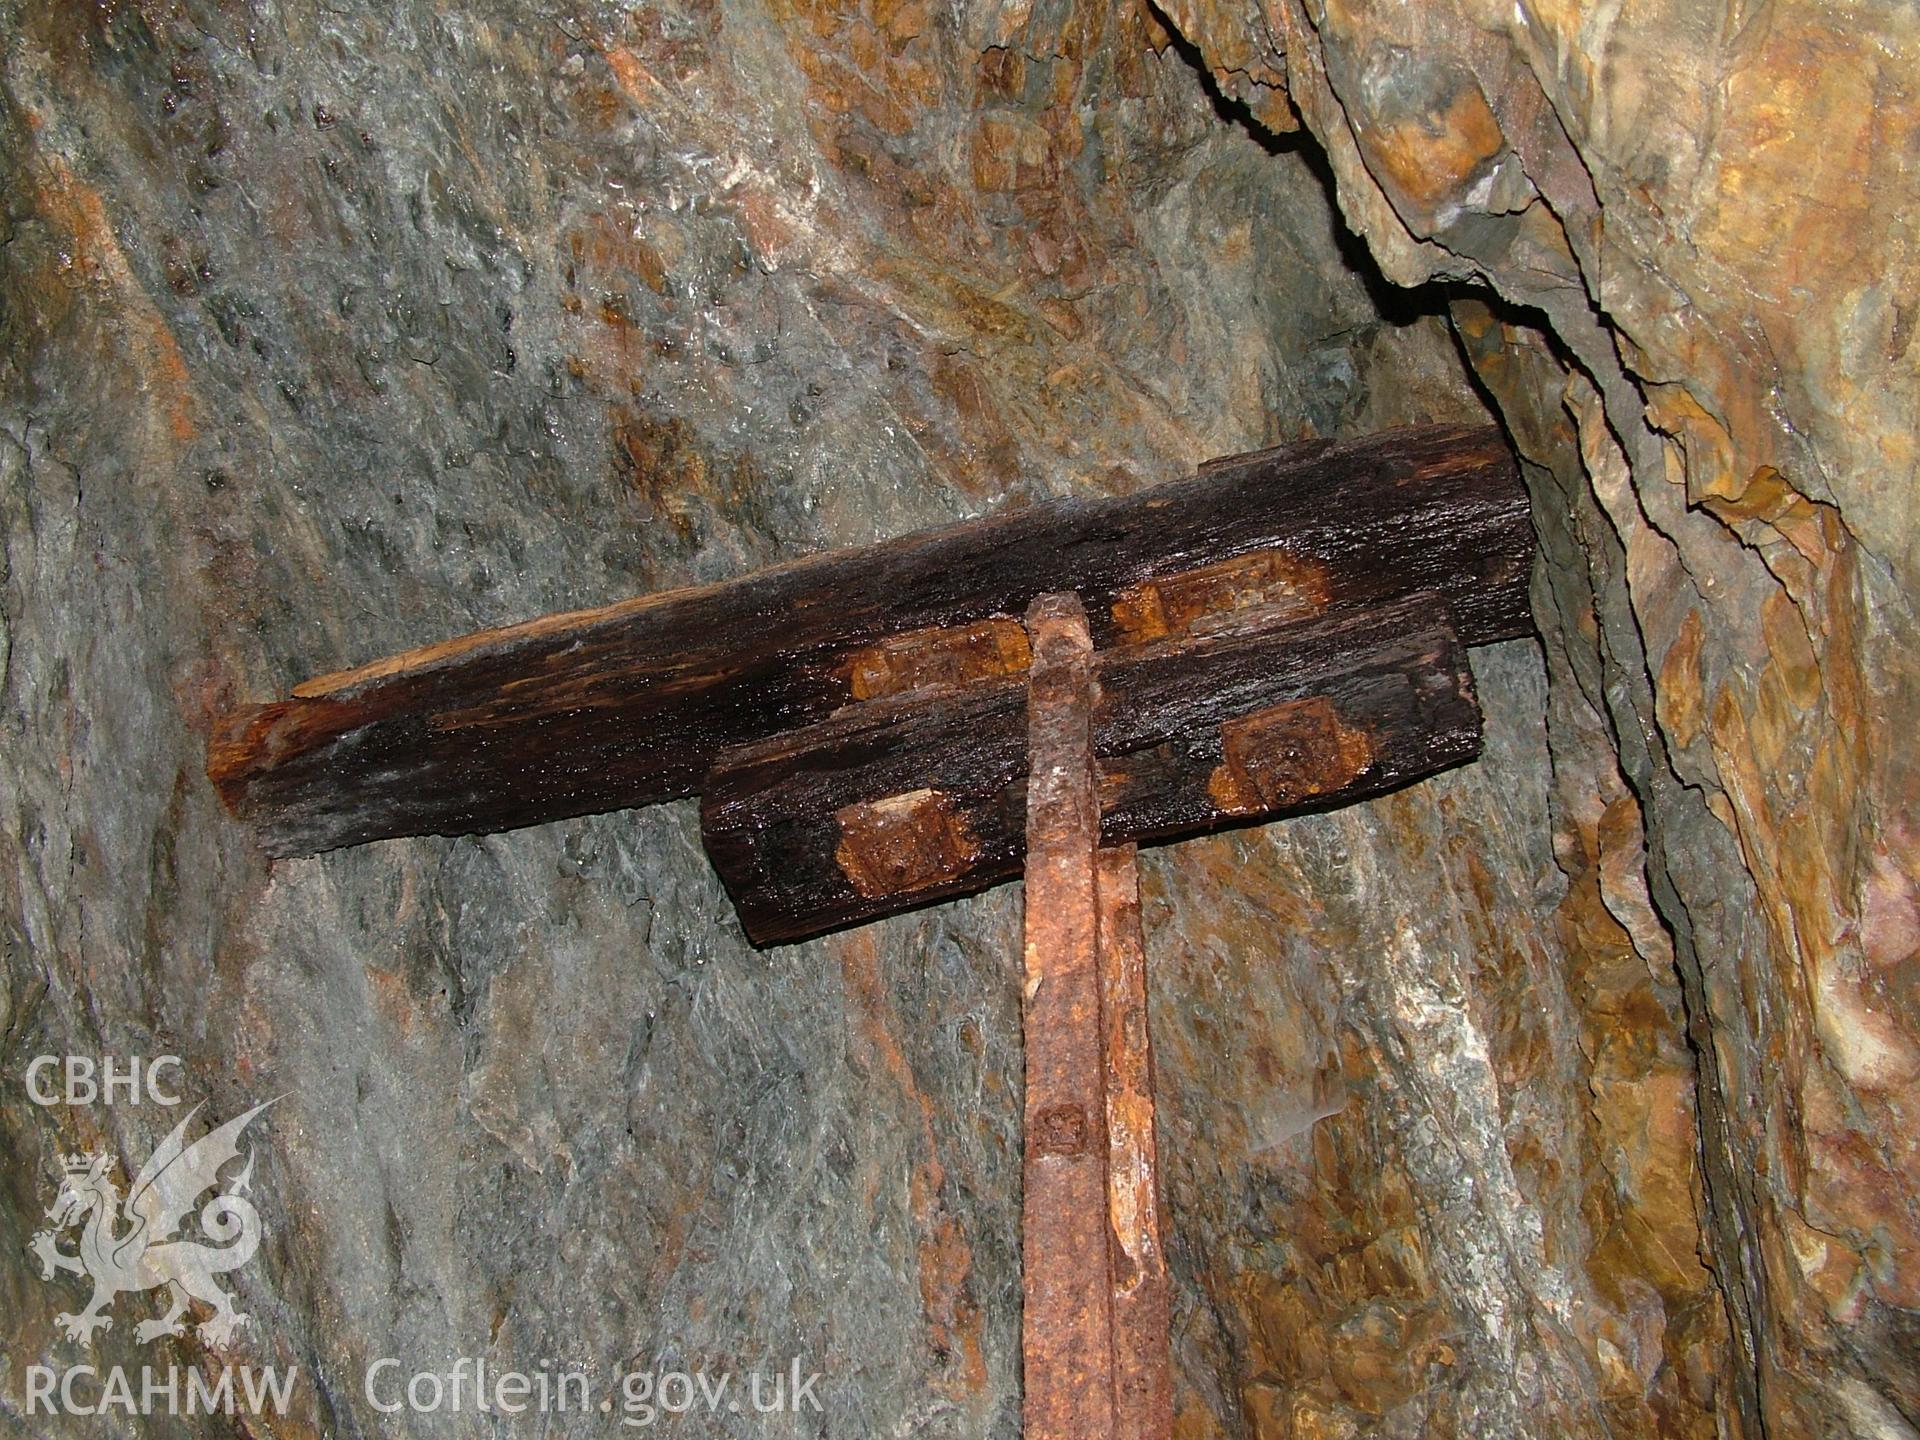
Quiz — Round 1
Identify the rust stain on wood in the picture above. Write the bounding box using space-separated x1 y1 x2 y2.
833 788 982 898
842 617 1032 701
1209 694 1377 813
1110 546 1330 644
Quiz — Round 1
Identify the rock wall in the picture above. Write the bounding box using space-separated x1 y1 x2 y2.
1157 0 1920 1434
0 0 1907 1437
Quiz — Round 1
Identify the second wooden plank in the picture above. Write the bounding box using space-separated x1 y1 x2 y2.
700 595 1481 945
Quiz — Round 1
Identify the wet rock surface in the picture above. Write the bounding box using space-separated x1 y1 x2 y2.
0 0 1905 1437
1156 2 1920 1435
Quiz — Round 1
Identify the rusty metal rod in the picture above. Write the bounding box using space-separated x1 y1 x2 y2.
1097 843 1173 1439
1021 592 1117 1438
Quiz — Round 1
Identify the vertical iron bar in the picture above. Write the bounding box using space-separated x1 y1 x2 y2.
1097 843 1173 1440
1021 592 1115 1439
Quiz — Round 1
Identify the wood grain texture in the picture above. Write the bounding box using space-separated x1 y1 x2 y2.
701 597 1481 945
208 423 1528 855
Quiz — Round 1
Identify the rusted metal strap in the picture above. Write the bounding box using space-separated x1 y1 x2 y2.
1021 596 1173 1439
1097 843 1173 1439
1022 592 1117 1437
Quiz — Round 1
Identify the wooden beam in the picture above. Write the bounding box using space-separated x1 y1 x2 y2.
207 424 1529 856
700 596 1480 945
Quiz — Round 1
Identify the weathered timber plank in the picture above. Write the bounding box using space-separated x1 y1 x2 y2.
1019 594 1117 1439
209 423 1527 855
700 596 1480 945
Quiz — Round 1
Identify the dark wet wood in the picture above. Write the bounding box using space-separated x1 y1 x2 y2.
700 596 1480 945
208 424 1529 856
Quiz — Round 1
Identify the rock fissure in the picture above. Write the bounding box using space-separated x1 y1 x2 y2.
4 1 1914 1436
